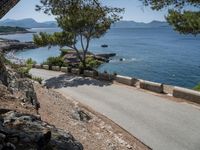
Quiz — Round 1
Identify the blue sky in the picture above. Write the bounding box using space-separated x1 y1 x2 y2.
3 0 168 23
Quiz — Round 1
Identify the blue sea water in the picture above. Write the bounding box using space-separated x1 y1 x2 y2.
1 27 200 88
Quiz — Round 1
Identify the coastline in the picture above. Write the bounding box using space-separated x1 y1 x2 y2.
0 30 35 35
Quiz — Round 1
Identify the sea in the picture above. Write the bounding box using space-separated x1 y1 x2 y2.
1 27 200 88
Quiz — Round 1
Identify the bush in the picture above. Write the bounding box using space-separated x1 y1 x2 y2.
79 56 103 69
43 56 67 67
194 83 200 91
60 48 74 57
17 66 32 78
26 58 37 65
31 77 43 84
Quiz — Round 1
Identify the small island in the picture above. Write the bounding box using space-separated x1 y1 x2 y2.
0 26 33 35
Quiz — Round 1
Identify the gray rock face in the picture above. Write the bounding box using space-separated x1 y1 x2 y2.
0 64 39 109
0 111 84 150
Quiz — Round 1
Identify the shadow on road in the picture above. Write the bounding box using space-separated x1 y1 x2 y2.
44 74 112 89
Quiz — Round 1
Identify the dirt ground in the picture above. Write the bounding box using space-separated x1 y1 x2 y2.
34 83 150 150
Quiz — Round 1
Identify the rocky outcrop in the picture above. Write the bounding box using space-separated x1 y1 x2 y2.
0 111 83 150
0 59 84 150
0 39 37 53
0 65 39 109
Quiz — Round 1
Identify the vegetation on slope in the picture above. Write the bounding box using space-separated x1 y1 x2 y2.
194 84 200 91
0 26 28 34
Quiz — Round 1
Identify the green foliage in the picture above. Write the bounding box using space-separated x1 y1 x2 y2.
194 83 200 91
26 58 37 65
31 76 43 84
34 0 123 69
60 48 74 57
43 56 67 67
0 26 27 33
79 56 102 69
17 66 32 78
141 0 200 35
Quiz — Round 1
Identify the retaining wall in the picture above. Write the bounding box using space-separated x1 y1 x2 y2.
115 75 139 86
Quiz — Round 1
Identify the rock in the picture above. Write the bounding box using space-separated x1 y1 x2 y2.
96 53 116 59
0 133 6 143
72 108 91 122
0 41 37 53
0 111 83 150
101 44 108 48
2 142 16 150
0 65 39 108
37 131 51 150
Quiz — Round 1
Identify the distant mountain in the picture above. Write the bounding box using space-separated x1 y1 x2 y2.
0 18 57 28
112 20 169 28
0 18 168 29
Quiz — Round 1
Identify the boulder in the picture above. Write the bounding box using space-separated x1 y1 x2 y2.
0 111 83 150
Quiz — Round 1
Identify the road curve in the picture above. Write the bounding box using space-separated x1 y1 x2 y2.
30 68 200 150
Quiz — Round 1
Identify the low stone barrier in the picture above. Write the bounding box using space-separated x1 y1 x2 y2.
61 67 68 73
71 68 81 75
98 73 112 81
35 64 42 69
42 65 49 70
115 75 139 86
140 80 163 93
52 66 60 71
84 70 98 78
173 87 200 104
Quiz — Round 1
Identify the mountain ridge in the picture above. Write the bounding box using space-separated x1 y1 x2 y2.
0 18 168 28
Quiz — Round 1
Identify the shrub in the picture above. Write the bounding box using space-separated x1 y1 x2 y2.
26 58 37 65
79 56 103 70
60 48 74 57
17 66 32 78
43 56 67 67
194 83 200 91
32 77 43 84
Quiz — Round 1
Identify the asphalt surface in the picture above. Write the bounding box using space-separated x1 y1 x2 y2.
30 68 200 150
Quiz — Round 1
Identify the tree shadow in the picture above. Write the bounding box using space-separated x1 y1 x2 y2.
44 74 112 89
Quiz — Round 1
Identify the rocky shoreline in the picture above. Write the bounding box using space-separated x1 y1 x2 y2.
0 30 34 35
0 38 37 53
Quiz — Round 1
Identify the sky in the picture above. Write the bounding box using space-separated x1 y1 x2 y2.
3 0 168 23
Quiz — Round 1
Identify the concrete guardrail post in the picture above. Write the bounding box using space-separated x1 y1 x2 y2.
42 65 49 70
98 72 111 81
173 87 200 104
61 67 68 73
52 66 60 71
84 70 98 78
35 64 42 69
115 75 139 86
140 80 163 93
71 68 81 75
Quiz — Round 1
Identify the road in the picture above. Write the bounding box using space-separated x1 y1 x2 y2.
30 68 200 150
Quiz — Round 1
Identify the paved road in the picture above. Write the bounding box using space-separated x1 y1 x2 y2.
30 69 200 150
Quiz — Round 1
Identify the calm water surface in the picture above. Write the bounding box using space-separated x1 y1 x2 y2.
1 27 200 88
